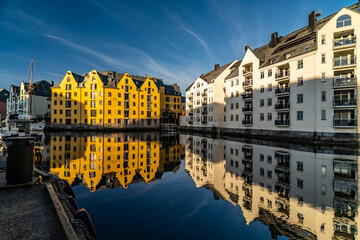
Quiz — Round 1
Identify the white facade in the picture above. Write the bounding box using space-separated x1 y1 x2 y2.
6 81 52 119
185 60 238 128
188 5 360 135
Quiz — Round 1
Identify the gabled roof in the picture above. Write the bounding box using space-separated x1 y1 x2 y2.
0 89 9 102
10 85 20 93
200 61 235 84
249 2 360 68
24 80 52 97
225 61 241 80
72 72 85 83
164 84 181 96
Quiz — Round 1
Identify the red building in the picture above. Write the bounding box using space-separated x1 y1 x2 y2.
0 89 9 121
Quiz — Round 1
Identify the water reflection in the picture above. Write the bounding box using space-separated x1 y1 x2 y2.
50 132 181 192
183 135 359 240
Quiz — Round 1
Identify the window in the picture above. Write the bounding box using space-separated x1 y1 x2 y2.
230 115 234 121
321 166 327 176
321 35 326 45
261 72 264 79
336 15 351 28
260 113 264 121
297 179 303 189
260 154 264 161
321 110 326 120
268 84 272 92
321 91 326 101
235 103 239 109
230 103 234 110
268 70 272 77
66 84 71 90
260 99 264 107
260 85 264 93
65 101 71 108
297 77 303 86
321 72 326 82
321 54 326 63
267 98 272 106
108 92 111 97
297 161 303 171
267 113 272 121
260 168 264 176
297 111 303 120
267 156 272 163
91 84 97 90
297 60 303 69
267 171 272 178
235 115 239 121
297 94 303 103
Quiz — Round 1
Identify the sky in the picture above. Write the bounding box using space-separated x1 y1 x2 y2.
0 0 356 94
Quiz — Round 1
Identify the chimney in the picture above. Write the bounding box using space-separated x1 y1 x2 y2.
214 64 220 71
308 10 318 32
269 32 278 48
51 81 54 86
245 45 250 51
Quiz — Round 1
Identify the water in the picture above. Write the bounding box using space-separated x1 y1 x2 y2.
45 132 359 240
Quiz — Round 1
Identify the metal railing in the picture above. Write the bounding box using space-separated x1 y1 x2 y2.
275 69 290 79
334 37 356 48
242 119 253 125
275 102 290 110
242 106 253 112
275 87 290 95
242 94 253 100
334 56 356 67
333 119 357 126
275 119 290 126
333 77 357 87
333 98 357 106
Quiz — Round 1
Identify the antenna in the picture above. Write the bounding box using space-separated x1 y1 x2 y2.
316 8 322 20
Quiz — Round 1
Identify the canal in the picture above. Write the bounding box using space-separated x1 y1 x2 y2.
44 132 359 240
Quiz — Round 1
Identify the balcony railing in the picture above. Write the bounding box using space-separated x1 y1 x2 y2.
243 79 253 87
334 56 356 67
243 67 253 75
333 98 357 106
333 77 357 88
334 37 356 48
333 119 357 126
275 102 290 110
242 94 253 100
275 69 290 79
242 106 253 112
242 119 253 125
275 87 290 95
275 119 290 126
202 109 208 115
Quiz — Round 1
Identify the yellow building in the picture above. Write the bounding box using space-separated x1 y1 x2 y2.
50 132 181 192
51 70 162 128
159 83 182 124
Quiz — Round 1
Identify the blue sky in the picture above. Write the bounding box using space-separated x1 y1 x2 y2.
0 0 356 94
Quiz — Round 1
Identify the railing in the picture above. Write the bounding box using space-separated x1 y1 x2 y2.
242 94 253 100
242 119 253 125
333 98 357 106
333 77 357 87
334 56 356 67
334 37 356 48
242 106 253 112
333 119 357 126
201 120 207 125
275 102 290 110
243 79 253 87
203 100 208 105
188 121 193 124
275 119 290 126
202 109 207 114
275 69 290 79
275 87 290 95
243 67 253 75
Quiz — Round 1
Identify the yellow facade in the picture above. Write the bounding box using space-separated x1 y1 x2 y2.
50 133 180 191
51 70 163 128
159 85 182 120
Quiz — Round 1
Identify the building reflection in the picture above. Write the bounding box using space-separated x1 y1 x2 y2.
183 135 359 240
50 132 181 192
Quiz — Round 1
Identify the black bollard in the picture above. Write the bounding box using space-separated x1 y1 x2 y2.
5 137 34 185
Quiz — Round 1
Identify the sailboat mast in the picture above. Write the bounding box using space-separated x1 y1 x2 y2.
30 59 33 118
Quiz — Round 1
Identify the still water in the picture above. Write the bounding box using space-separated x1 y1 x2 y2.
44 132 359 240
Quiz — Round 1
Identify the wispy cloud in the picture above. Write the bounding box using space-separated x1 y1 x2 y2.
167 12 216 61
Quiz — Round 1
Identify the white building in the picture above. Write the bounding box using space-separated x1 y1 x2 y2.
187 3 360 137
185 60 238 128
6 80 52 119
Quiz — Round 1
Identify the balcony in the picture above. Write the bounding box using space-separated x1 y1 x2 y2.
333 98 357 107
275 69 290 81
333 77 357 88
203 100 208 105
334 37 356 49
201 120 207 125
275 102 290 110
188 120 193 124
334 56 356 68
242 93 253 100
242 106 253 112
202 109 207 115
333 118 357 127
242 119 253 125
275 87 290 95
188 110 193 116
275 119 290 126
243 79 253 88
243 66 253 76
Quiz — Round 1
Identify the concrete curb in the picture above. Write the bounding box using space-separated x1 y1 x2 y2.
45 183 78 240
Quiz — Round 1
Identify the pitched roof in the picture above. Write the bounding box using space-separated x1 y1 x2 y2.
200 61 236 84
250 2 360 68
24 80 52 97
0 89 9 102
164 84 181 96
225 61 241 80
